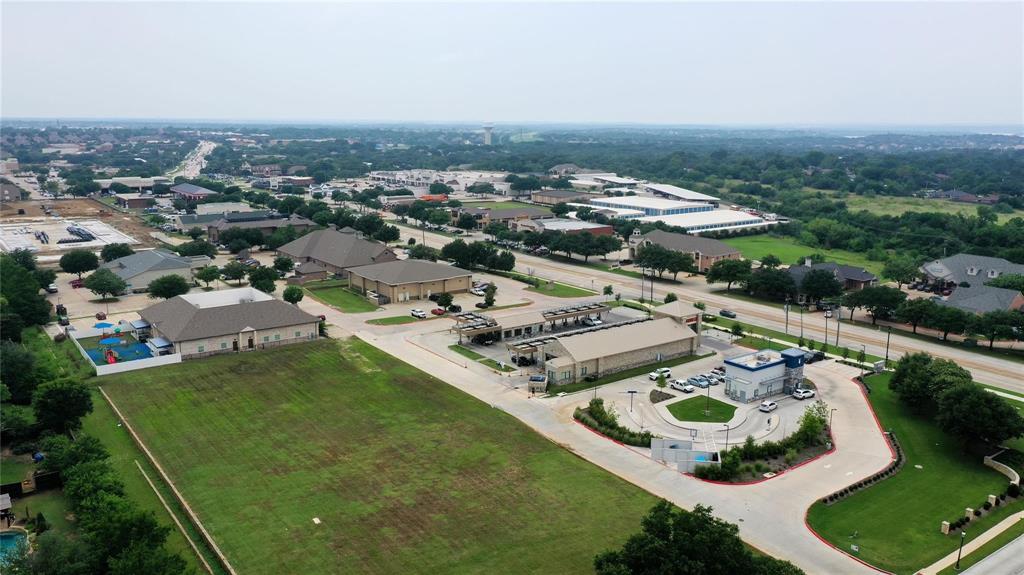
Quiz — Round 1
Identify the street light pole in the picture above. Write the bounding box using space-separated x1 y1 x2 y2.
834 301 842 347
829 408 837 430
800 305 804 338
704 383 711 417
824 313 829 348
784 296 790 335
723 423 730 448
884 327 892 367
955 531 966 570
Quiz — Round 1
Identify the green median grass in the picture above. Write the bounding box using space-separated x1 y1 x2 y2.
366 315 421 325
304 282 379 313
726 321 885 364
806 373 1024 574
526 281 598 298
666 395 737 424
480 358 516 372
100 339 659 574
448 344 484 360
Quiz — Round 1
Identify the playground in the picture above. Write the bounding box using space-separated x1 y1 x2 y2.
67 320 180 375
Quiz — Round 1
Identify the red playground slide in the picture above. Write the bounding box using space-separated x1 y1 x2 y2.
105 349 117 364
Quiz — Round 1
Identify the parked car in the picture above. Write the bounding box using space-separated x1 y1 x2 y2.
410 309 427 319
475 302 490 309
648 367 672 381
70 278 84 289
670 380 695 393
793 388 816 400
712 366 726 375
804 351 827 364
688 377 709 389
428 293 440 302
430 308 446 316
470 288 486 296
44 284 58 294
759 400 778 413
706 374 722 385
719 309 737 318
447 304 462 313
582 317 603 327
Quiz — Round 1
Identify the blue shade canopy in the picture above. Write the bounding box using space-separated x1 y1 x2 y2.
98 337 122 345
94 322 114 328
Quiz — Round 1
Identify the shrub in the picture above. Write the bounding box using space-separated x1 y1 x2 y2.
1008 483 1021 498
973 509 982 517
34 512 48 535
983 501 992 510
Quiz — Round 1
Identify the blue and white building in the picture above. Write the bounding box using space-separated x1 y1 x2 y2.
589 196 715 217
724 348 806 403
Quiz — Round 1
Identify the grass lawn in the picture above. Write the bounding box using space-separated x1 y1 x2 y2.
448 344 484 360
480 358 516 372
549 353 715 396
305 283 379 313
839 318 1024 365
726 321 886 364
9 489 73 534
526 281 598 298
366 315 422 325
101 339 658 574
21 326 94 380
461 201 551 213
722 234 883 275
937 518 1024 575
82 393 221 574
0 455 34 484
836 192 1024 224
806 373 1023 574
666 396 737 424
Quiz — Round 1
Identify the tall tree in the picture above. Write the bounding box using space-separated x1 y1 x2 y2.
937 384 1024 447
1 255 51 326
100 243 135 262
83 268 128 300
846 286 906 325
247 266 279 293
33 377 93 434
882 256 920 288
147 275 191 299
221 261 248 285
800 269 843 304
705 259 752 291
895 298 936 334
194 265 221 287
273 256 295 274
59 250 99 279
283 285 304 305
1 341 37 404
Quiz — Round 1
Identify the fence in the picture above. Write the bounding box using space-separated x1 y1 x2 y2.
67 324 182 376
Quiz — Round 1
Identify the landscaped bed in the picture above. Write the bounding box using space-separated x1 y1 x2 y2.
101 339 659 575
806 373 1024 574
667 396 737 424
547 352 715 396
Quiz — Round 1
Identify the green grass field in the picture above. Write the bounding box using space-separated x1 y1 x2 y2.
835 192 1024 224
101 339 658 574
722 234 883 275
448 344 484 360
304 281 379 313
8 489 73 534
461 201 551 213
366 315 421 325
666 396 737 423
526 281 597 298
0 455 34 484
806 373 1023 574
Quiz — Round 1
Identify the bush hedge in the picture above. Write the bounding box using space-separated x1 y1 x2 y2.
574 398 653 447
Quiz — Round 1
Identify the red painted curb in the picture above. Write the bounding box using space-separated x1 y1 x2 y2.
801 376 899 575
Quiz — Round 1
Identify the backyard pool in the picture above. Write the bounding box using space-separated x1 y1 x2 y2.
0 531 27 561
84 340 153 364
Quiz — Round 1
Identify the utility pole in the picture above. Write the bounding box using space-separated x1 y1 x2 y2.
884 327 892 367
834 302 841 348
784 296 790 335
800 305 804 338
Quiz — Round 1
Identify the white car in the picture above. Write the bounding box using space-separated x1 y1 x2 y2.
793 388 816 400
669 380 695 393
469 288 486 296
582 317 603 327
648 367 671 381
410 309 427 319
759 400 778 413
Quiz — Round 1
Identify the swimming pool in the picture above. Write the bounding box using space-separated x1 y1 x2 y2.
0 531 27 561
85 340 153 364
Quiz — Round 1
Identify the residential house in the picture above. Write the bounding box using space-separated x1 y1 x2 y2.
114 193 154 209
940 284 1024 315
206 214 315 243
920 254 1024 288
138 287 319 360
629 229 741 273
100 249 210 292
276 228 398 277
787 260 878 302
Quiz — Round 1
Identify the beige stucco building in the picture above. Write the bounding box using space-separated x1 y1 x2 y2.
138 288 319 360
347 260 472 303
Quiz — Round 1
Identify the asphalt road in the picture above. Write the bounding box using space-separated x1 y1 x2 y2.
391 223 1023 394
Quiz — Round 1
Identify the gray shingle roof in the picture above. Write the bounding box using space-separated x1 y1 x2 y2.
100 249 208 281
463 206 551 219
347 259 471 285
276 229 395 270
641 229 740 257
171 183 216 196
209 215 313 231
941 284 1024 314
140 297 318 342
788 262 877 285
921 254 1024 285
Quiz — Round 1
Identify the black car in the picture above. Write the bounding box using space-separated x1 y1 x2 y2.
475 302 490 309
428 293 440 302
719 309 737 318
804 351 827 364
448 304 462 313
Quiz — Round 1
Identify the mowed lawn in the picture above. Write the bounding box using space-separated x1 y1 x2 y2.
304 280 379 313
806 373 1022 574
101 339 657 575
835 192 1024 224
461 200 551 213
722 234 883 275
667 396 736 423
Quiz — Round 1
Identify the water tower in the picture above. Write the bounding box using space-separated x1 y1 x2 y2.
482 124 493 146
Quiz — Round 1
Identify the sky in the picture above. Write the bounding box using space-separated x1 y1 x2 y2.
2 1 1022 127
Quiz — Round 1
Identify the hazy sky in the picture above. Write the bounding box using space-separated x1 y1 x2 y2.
2 1 1022 126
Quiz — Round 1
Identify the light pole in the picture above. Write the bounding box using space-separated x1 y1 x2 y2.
784 296 790 335
829 408 837 430
834 299 842 347
704 383 711 417
628 390 637 412
824 312 829 349
884 327 892 367
800 305 804 338
860 344 866 378
955 530 967 570
723 423 730 449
